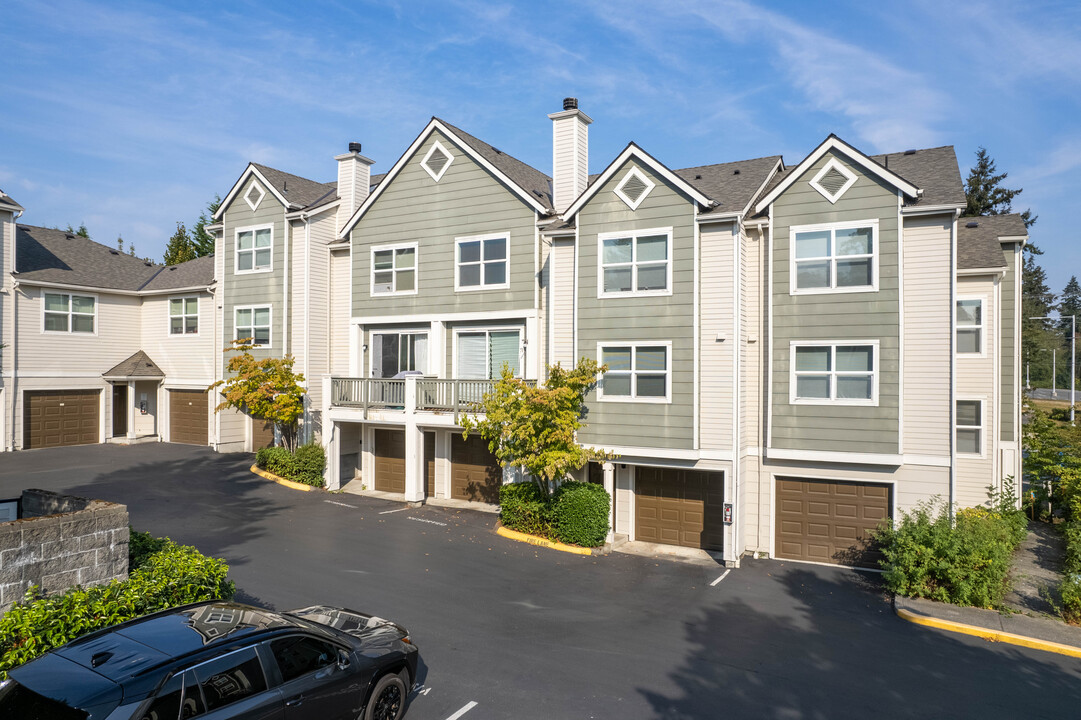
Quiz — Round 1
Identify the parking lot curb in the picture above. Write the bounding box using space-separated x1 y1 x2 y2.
250 464 315 492
894 605 1081 659
496 525 594 555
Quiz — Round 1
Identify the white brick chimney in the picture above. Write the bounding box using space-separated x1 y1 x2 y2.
335 142 374 234
549 98 592 214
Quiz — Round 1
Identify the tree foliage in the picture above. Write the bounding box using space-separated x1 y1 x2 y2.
210 340 306 451
163 222 197 266
192 195 222 258
963 147 1037 238
462 358 614 495
65 223 90 239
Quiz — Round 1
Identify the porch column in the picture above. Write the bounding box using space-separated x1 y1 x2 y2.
403 377 424 503
326 420 341 491
602 461 615 543
126 381 136 440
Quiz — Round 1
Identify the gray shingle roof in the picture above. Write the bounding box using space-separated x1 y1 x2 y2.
103 350 164 379
435 119 554 211
957 214 1027 270
0 188 22 210
677 156 783 215
250 163 336 210
15 225 214 291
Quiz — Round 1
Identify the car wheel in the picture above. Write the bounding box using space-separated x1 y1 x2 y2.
365 672 407 720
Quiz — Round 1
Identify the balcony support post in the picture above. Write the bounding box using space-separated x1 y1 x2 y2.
602 461 615 543
403 377 425 504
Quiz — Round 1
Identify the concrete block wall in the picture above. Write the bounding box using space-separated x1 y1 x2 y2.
0 489 129 615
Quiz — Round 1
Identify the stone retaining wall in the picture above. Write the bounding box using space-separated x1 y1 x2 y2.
0 489 129 615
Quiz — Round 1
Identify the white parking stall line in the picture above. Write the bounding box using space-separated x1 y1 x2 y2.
710 569 731 587
378 507 410 514
445 701 478 720
324 500 358 509
409 516 447 527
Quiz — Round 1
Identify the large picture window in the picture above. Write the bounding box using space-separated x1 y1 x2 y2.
791 220 877 293
235 306 271 347
956 399 982 455
372 332 428 378
957 299 983 355
236 225 272 273
43 292 95 334
456 329 520 379
169 297 198 335
598 228 672 297
371 244 417 295
456 234 508 291
791 342 877 405
597 344 670 402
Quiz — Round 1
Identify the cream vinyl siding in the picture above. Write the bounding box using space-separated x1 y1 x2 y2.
1000 244 1019 442
329 248 351 376
956 274 997 507
550 238 575 369
740 225 767 552
17 287 140 373
133 380 157 437
902 216 952 458
699 222 735 449
306 214 335 414
217 404 246 452
140 293 215 382
537 236 550 375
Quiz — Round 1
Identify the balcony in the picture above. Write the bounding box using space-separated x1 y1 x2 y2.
328 376 535 422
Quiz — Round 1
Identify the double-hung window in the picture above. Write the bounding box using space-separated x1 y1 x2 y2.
956 299 983 354
43 292 95 334
235 306 271 347
791 220 877 293
456 329 520 379
371 244 417 295
236 225 272 273
598 228 671 296
956 400 982 455
371 332 428 378
598 344 670 401
456 234 508 290
169 297 198 335
791 342 877 405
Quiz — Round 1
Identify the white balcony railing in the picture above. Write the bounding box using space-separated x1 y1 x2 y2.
329 376 534 422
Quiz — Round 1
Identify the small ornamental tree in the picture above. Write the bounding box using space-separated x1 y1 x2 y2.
462 358 614 496
210 340 306 451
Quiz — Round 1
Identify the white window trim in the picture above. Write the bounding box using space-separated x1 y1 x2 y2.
596 341 673 404
41 291 98 336
956 296 986 357
789 218 879 296
243 180 266 211
452 326 523 379
454 232 511 292
421 140 455 182
234 223 274 275
613 166 656 211
596 227 674 299
168 295 200 338
808 157 858 204
789 339 880 407
956 396 986 458
370 242 419 297
368 328 430 378
234 305 273 349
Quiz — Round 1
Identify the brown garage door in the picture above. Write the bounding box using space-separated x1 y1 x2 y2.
374 429 405 493
24 390 99 449
451 435 501 503
251 416 275 451
775 478 890 568
169 390 208 445
635 467 725 551
424 432 435 497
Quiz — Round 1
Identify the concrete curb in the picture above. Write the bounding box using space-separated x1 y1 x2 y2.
250 464 315 493
495 525 595 556
894 603 1081 659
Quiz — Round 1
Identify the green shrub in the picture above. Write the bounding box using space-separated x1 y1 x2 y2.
500 482 551 537
128 528 168 570
1061 575 1081 624
551 481 610 548
293 443 327 487
0 535 235 677
258 446 298 479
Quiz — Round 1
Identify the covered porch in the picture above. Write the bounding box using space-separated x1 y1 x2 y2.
103 351 164 444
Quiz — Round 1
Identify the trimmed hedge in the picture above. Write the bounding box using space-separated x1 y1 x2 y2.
256 443 326 488
1061 521 1081 623
500 480 610 548
0 531 235 677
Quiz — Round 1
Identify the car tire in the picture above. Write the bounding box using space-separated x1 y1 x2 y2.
365 672 408 720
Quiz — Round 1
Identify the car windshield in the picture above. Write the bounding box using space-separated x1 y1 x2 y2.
0 679 89 720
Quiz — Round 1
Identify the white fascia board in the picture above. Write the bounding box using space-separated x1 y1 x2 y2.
13 277 213 296
765 446 904 466
285 199 340 221
741 157 785 217
900 203 966 216
338 119 549 239
695 212 741 224
957 267 1006 277
563 144 713 220
0 200 22 213
213 164 289 221
754 136 920 214
351 308 537 326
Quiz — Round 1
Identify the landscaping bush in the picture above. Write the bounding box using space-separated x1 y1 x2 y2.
128 528 168 570
0 535 235 677
875 493 1027 608
257 446 297 479
256 444 325 488
499 482 551 537
1061 520 1081 623
551 481 610 548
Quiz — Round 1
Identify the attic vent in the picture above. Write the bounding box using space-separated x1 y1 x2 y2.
421 140 454 182
614 167 655 211
110 250 119 255
809 158 857 204
966 220 979 228
904 149 917 155
733 169 740 175
244 181 266 212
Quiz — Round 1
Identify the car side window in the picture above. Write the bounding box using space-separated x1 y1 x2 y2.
141 673 205 720
193 648 268 713
270 635 340 683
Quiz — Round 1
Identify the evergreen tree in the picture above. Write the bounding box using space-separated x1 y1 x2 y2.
1022 254 1063 388
963 147 1037 249
1059 276 1081 390
65 224 90 239
163 222 197 266
191 195 222 258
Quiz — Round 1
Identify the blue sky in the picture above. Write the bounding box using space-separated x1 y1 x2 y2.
3 0 1079 292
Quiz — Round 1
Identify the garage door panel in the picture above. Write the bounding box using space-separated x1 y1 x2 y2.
24 391 99 449
775 477 890 568
374 430 406 493
451 435 501 503
169 390 208 445
635 468 724 552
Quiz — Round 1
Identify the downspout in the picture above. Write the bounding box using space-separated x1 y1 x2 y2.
282 209 290 357
949 210 959 521
9 208 22 451
303 214 311 443
731 217 741 566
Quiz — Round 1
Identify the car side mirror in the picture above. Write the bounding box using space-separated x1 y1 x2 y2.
337 649 351 671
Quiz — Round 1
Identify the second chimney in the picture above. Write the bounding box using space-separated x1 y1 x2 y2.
549 97 592 214
335 142 374 235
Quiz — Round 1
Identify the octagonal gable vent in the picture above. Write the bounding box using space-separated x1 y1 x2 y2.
421 140 454 182
614 167 655 211
809 158 857 204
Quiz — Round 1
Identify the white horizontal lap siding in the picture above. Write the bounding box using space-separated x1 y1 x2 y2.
217 404 246 451
291 219 308 371
17 288 142 373
551 239 575 368
305 215 335 412
955 274 997 508
739 226 767 552
538 237 550 375
699 224 734 449
329 249 351 376
140 293 215 382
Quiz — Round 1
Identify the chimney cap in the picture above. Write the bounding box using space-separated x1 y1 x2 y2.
348 141 362 153
563 97 578 111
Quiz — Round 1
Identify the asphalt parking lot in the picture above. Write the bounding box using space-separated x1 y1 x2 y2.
2 443 1080 719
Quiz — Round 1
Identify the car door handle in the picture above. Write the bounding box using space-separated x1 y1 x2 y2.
285 695 305 707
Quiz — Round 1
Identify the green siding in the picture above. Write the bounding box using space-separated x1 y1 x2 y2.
1001 243 1017 440
221 181 287 361
771 150 900 454
575 160 696 450
350 130 537 319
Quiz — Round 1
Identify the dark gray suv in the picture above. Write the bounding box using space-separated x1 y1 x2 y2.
0 600 419 720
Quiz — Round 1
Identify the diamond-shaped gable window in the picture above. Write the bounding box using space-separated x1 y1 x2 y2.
614 167 655 210
421 140 454 182
244 181 266 211
809 158 857 204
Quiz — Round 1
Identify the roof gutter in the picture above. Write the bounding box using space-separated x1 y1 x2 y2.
900 203 966 216
957 267 1007 277
10 277 215 296
286 200 340 221
695 212 741 224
